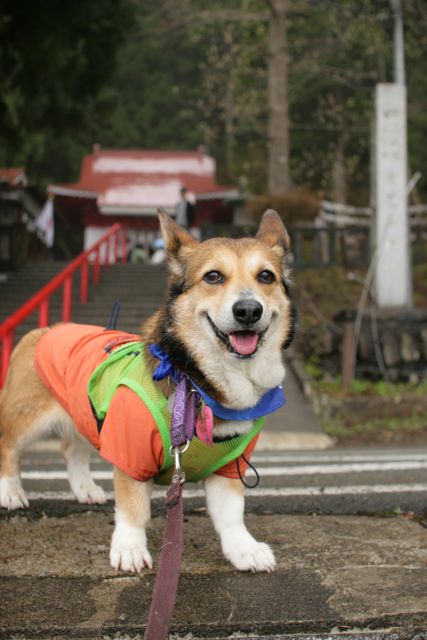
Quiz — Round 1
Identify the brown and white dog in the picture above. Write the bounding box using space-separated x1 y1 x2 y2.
0 210 296 573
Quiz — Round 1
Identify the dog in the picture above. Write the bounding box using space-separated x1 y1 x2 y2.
0 209 296 574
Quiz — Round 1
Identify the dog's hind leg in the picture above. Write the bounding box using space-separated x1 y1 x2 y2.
0 432 29 510
110 467 153 573
205 474 276 573
60 431 106 505
0 398 77 509
0 329 58 510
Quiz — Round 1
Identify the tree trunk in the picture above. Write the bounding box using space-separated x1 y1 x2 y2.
267 0 290 194
332 138 347 204
225 72 235 180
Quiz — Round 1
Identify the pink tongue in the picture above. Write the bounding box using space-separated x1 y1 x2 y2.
229 331 259 355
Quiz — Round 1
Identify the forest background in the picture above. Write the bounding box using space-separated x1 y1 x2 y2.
1 0 427 205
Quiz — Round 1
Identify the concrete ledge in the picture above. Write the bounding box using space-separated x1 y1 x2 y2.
30 431 335 454
29 438 61 452
258 430 334 451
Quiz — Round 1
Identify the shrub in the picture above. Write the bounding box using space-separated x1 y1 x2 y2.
245 187 321 226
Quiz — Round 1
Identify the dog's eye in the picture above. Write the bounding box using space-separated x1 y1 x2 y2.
257 270 275 284
203 270 224 285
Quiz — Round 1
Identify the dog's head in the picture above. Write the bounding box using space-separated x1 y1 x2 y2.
155 210 296 405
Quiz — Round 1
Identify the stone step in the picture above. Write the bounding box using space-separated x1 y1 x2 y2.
0 511 424 638
1 263 168 347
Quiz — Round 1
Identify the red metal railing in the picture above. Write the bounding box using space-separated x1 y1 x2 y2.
0 224 127 387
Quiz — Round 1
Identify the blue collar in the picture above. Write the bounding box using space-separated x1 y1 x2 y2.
149 343 286 421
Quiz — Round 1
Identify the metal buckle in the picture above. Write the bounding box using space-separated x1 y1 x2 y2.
169 441 190 484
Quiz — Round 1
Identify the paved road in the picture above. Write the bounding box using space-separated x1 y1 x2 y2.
15 441 427 517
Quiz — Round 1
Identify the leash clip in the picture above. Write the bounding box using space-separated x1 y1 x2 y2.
169 442 189 484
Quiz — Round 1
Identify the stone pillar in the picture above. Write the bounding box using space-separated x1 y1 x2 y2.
373 83 412 310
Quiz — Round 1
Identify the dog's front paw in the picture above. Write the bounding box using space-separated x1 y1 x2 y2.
0 477 29 510
110 544 152 573
224 539 276 573
110 524 153 573
72 481 107 505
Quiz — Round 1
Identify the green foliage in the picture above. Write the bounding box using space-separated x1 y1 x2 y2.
287 0 391 201
312 376 427 399
0 0 135 182
297 263 427 340
2 0 427 202
304 355 324 381
189 0 269 187
321 414 427 440
413 262 427 306
84 2 206 151
404 1 427 196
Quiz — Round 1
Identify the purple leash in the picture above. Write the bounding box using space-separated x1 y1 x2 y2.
143 375 196 640
170 375 196 447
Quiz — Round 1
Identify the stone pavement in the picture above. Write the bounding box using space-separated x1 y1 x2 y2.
1 505 427 638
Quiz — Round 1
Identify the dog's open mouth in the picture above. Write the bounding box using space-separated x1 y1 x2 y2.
207 316 262 358
229 331 259 356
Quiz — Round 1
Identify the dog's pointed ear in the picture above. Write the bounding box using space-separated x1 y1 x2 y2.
256 209 290 251
158 209 199 275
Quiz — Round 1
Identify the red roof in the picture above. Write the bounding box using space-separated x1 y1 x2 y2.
0 168 27 187
49 149 238 215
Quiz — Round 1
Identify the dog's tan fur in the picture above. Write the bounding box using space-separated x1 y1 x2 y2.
0 210 295 573
1 329 55 475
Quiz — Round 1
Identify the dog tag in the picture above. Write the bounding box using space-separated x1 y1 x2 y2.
195 405 214 447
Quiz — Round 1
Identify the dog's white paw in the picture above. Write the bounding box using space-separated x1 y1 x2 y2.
224 540 276 573
72 481 106 505
110 523 153 573
110 544 153 573
0 477 29 510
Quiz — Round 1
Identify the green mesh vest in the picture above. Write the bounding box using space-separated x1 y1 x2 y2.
88 342 264 485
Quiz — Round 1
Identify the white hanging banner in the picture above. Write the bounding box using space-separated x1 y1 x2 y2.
35 198 55 248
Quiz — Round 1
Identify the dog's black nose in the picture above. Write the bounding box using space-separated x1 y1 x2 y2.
232 299 263 325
